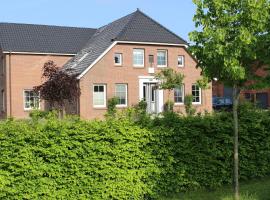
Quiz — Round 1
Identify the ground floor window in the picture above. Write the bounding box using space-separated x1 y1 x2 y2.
115 84 127 106
24 90 40 110
174 85 184 103
93 84 106 107
192 84 201 104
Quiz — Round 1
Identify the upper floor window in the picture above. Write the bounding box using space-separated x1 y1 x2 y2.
178 55 185 67
93 84 106 108
174 85 184 104
24 90 40 110
114 53 122 66
133 49 144 67
157 50 167 67
115 84 128 107
192 84 201 104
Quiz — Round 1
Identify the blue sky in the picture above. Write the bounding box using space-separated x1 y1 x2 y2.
0 0 196 42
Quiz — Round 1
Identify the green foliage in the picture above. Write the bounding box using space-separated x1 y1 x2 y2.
155 68 185 91
190 0 270 87
1 108 270 198
184 95 196 116
106 97 119 117
0 116 157 199
149 108 270 196
164 100 174 112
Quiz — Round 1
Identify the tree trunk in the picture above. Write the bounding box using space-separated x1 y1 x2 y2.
233 85 240 200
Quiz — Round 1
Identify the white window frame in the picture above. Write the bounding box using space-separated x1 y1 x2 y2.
93 84 106 108
157 50 168 68
115 84 128 107
23 90 40 111
192 84 202 105
114 53 122 66
178 55 185 67
133 49 145 67
174 85 185 105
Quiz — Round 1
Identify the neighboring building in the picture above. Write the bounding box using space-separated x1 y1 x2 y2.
0 9 212 119
212 67 270 109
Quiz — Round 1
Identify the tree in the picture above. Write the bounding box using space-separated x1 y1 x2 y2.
34 61 80 118
155 68 185 111
189 0 270 199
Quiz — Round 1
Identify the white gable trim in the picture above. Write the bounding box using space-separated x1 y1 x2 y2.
3 51 76 56
77 40 188 79
117 41 188 48
77 41 118 79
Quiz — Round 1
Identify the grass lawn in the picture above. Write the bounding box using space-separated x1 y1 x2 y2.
161 178 270 200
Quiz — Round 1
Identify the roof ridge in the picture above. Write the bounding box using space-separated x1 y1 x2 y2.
113 10 138 41
127 10 188 45
0 22 97 30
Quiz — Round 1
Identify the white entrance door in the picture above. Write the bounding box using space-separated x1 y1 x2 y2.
139 76 163 114
143 83 158 113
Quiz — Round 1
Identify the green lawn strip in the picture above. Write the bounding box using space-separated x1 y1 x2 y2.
161 178 270 200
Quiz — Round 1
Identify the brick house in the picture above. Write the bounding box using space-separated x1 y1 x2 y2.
0 10 212 119
212 66 270 109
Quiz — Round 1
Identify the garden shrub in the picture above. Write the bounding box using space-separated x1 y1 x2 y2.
148 108 270 196
0 116 157 199
1 106 270 199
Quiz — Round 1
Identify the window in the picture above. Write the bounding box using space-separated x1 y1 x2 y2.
93 84 106 107
192 84 201 104
114 53 122 66
174 85 184 104
133 49 144 67
178 55 185 67
157 50 167 67
24 90 40 110
149 55 154 65
115 84 127 106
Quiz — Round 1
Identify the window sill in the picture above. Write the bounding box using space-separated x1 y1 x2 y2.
114 64 122 67
116 105 127 108
24 108 40 112
157 65 167 68
192 102 202 106
178 65 184 68
174 103 184 106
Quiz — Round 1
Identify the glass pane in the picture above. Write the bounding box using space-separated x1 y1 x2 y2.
157 51 166 66
99 86 104 92
94 86 99 92
178 56 183 65
115 84 127 105
133 49 144 66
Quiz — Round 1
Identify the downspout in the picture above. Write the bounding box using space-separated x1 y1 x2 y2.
8 51 12 117
77 81 80 116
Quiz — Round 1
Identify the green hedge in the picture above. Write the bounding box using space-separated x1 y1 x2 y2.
1 107 270 199
0 116 157 199
149 107 270 196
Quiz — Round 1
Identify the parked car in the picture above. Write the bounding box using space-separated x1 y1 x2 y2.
213 97 233 110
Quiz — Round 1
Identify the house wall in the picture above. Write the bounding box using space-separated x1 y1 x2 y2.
0 50 6 119
79 43 212 119
4 53 72 118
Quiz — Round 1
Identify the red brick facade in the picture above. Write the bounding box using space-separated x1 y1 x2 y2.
0 43 212 119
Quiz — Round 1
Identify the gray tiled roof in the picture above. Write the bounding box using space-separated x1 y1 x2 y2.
64 10 187 76
0 23 96 54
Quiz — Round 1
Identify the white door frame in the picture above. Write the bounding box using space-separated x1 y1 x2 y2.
138 76 163 113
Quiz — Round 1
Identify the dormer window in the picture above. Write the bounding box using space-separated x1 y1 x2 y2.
114 53 122 66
